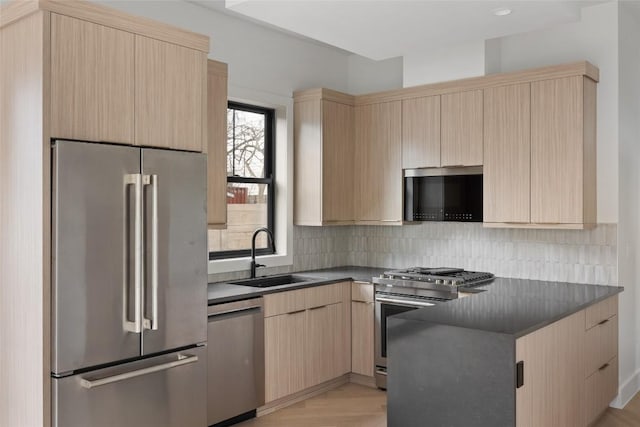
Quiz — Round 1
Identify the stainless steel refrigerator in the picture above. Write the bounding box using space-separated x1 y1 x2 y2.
51 140 208 427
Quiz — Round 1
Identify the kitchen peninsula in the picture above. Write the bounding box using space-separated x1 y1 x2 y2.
387 278 622 427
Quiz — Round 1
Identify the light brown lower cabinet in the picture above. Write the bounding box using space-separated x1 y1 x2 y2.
351 301 374 377
584 297 619 426
585 357 618 425
263 282 351 403
306 303 345 386
351 282 374 377
264 311 306 402
515 295 618 427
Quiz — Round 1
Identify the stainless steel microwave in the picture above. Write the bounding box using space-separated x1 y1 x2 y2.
404 167 483 222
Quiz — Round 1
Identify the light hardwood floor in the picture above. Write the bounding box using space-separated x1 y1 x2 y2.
594 392 640 427
240 383 386 427
240 384 640 427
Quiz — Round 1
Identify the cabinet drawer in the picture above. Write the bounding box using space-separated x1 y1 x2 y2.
585 315 618 377
585 296 618 330
306 283 343 309
263 289 306 317
585 356 618 426
352 281 373 303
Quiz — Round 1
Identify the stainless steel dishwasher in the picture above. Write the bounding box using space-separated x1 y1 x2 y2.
207 297 265 426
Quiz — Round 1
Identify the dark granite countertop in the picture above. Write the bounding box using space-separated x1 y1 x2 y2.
394 277 623 337
207 266 386 305
208 265 622 337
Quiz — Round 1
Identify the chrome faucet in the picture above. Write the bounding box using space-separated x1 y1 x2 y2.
250 227 276 278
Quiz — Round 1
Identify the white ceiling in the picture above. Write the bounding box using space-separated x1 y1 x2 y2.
195 0 606 61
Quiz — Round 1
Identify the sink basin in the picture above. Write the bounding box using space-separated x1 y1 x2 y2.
228 274 316 288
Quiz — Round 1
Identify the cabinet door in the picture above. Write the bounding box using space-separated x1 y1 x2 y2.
51 14 134 144
515 310 585 427
294 99 323 225
135 35 206 152
483 84 531 223
207 60 228 228
531 76 584 224
306 303 345 388
322 100 355 222
402 96 441 169
441 90 483 167
351 300 374 377
355 101 402 222
264 311 306 402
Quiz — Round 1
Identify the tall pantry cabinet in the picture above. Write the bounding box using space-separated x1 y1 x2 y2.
0 2 210 425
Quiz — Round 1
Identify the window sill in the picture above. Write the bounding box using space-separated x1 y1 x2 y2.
207 252 293 275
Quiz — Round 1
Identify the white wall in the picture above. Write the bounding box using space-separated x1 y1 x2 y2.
492 1 619 224
347 55 403 95
403 40 486 87
614 0 640 408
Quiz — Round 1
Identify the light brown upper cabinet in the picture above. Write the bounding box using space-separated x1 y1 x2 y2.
50 14 207 152
441 90 483 167
483 83 531 224
531 76 596 226
402 96 441 169
293 90 355 225
354 101 403 224
135 35 206 152
294 61 597 228
207 60 228 229
51 14 134 144
484 76 596 229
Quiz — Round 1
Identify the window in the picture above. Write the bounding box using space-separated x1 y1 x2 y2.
209 102 275 259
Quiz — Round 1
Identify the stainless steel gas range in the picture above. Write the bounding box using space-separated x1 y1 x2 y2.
373 267 494 389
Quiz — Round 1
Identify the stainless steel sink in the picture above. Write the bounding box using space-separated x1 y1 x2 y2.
228 274 316 288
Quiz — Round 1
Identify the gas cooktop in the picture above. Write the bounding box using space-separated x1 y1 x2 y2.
380 267 494 288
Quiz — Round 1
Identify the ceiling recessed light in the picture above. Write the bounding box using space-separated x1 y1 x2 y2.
493 8 512 16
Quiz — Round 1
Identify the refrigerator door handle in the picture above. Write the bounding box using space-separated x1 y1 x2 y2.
143 174 159 331
79 353 198 389
124 173 143 334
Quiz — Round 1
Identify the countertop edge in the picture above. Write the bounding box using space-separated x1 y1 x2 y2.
207 276 354 305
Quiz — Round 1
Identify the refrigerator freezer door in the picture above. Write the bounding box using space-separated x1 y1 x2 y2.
141 149 207 355
52 141 141 374
53 346 207 427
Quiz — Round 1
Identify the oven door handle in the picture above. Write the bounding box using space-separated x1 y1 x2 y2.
376 296 437 307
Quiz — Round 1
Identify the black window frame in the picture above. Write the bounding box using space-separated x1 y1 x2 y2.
209 101 276 260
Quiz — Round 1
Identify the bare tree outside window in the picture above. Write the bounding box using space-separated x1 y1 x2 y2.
227 109 265 178
209 103 275 258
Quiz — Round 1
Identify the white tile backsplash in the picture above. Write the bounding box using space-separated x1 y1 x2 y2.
346 223 617 285
208 223 618 286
